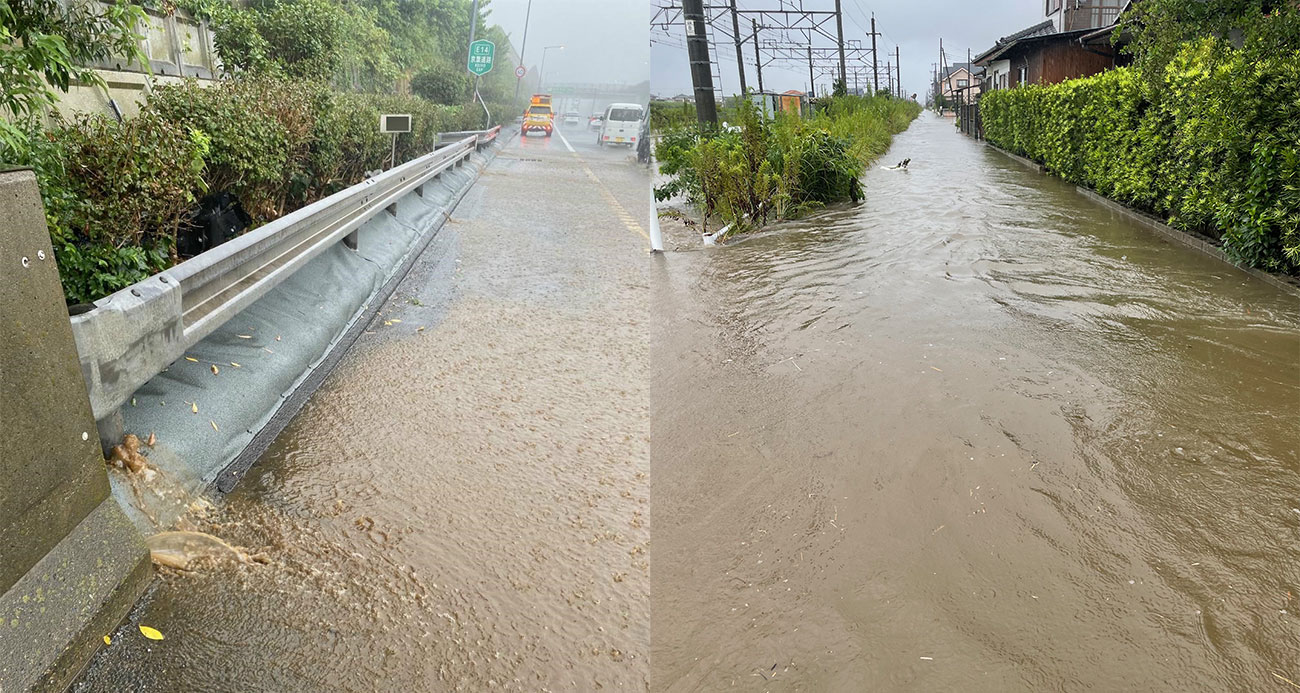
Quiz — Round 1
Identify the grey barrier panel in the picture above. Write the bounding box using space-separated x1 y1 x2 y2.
71 133 489 425
0 169 150 692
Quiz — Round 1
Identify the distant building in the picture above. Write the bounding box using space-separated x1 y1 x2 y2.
939 62 983 106
973 1 1130 92
1044 0 1126 33
670 93 695 103
778 90 806 116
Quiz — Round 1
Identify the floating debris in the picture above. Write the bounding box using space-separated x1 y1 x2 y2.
138 625 164 641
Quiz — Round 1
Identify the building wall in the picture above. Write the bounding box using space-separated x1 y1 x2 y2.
1045 0 1122 32
1038 41 1116 84
941 69 981 105
1006 40 1114 88
985 59 1012 91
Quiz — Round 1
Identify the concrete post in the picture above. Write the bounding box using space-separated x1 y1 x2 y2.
0 169 151 692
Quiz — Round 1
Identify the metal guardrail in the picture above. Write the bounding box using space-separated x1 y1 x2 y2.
70 129 500 423
439 125 501 149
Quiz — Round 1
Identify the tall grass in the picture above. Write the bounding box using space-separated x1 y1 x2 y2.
655 93 920 237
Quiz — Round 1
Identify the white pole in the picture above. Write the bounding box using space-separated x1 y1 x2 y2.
649 188 664 252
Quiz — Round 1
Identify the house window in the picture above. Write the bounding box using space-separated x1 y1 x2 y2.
957 79 968 87
1045 0 1061 14
1017 66 1028 85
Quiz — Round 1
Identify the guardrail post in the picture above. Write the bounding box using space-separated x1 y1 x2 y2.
343 229 358 250
386 202 398 217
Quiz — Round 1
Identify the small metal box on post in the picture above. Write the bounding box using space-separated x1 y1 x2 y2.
367 113 414 249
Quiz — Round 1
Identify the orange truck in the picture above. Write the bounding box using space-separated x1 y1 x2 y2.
522 94 554 137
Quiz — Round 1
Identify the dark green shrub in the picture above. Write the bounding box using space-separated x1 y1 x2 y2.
146 77 301 221
211 0 346 80
411 63 470 105
9 114 207 304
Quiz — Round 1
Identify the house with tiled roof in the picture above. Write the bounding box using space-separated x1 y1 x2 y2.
938 62 984 106
974 1 1129 92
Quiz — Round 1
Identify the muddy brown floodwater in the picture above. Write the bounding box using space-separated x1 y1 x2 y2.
651 113 1300 691
75 131 652 692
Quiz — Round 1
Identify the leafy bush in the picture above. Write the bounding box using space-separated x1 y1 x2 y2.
147 77 312 221
411 62 470 105
655 94 921 236
981 39 1300 273
7 114 207 304
9 73 481 304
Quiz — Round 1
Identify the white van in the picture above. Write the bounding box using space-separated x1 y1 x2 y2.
598 103 645 147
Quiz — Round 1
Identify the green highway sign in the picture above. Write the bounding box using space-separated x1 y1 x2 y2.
467 40 495 76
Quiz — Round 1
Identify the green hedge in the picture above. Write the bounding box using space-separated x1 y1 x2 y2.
981 39 1300 273
6 75 482 304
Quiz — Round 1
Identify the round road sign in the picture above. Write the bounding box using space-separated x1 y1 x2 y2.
515 65 527 79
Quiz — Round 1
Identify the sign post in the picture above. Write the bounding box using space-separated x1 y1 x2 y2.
467 39 495 128
468 39 495 76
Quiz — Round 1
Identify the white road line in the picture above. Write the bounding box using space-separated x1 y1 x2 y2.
555 128 576 153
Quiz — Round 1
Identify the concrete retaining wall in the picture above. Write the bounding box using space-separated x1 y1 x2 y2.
0 169 150 692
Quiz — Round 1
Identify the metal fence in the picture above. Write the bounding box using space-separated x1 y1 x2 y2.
71 127 500 423
958 101 983 140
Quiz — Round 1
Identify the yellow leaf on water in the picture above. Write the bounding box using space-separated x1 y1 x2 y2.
390 319 401 324
210 364 219 375
230 362 241 368
185 357 198 363
930 366 943 372
191 402 198 414
384 321 392 326
237 334 252 339
416 326 426 332
138 625 164 640
211 420 219 432
103 635 111 645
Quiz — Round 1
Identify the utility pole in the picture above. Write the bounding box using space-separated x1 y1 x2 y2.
729 0 746 94
967 47 973 105
511 0 533 114
682 0 717 124
807 45 814 98
886 60 891 96
834 0 846 88
931 62 938 109
895 45 901 98
870 14 879 95
752 19 764 95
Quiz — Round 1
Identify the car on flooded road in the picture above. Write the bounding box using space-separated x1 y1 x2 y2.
597 103 644 147
589 114 604 131
521 104 554 138
563 111 581 126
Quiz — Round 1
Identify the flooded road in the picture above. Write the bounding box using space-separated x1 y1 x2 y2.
75 128 652 692
651 113 1300 691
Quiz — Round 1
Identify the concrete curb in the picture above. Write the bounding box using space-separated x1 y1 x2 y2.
981 142 1300 298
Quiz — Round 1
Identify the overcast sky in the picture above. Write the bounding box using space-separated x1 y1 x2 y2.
486 0 651 87
650 0 1037 98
